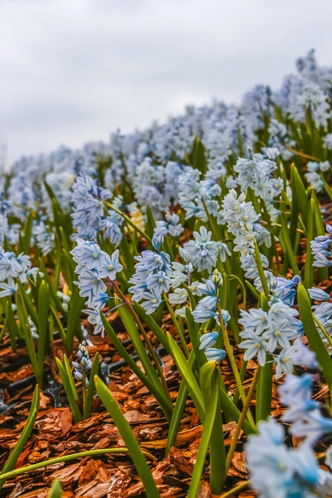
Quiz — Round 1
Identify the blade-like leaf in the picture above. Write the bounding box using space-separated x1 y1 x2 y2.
297 283 332 391
167 333 205 421
95 376 160 498
0 385 39 491
188 363 219 498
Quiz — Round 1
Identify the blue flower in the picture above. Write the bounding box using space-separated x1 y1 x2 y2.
204 348 226 362
0 280 18 297
74 269 107 307
199 332 220 350
99 249 123 281
239 334 269 366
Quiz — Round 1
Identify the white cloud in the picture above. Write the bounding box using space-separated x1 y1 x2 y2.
0 0 331 164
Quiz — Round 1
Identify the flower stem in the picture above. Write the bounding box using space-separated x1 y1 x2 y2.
217 302 256 431
104 201 152 244
253 239 269 299
0 448 157 482
164 294 190 357
225 365 260 472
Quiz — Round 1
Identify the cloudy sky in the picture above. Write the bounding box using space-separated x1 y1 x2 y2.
1 0 331 166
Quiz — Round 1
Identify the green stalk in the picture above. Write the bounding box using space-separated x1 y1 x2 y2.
104 201 152 243
0 448 156 483
164 294 190 357
226 365 261 472
253 240 269 298
255 294 272 422
188 362 220 498
217 302 256 431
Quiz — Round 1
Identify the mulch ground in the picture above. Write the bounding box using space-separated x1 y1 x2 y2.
0 307 263 498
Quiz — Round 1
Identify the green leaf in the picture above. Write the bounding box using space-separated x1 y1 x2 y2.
167 333 205 421
101 314 173 422
297 283 332 391
166 350 196 455
280 214 300 275
191 137 207 175
290 165 308 243
49 306 68 352
37 280 50 378
22 214 34 256
0 385 39 492
119 236 135 279
118 305 163 391
291 165 309 224
256 294 272 422
95 376 160 498
48 479 63 498
4 298 20 350
209 370 226 494
218 383 254 435
66 287 85 353
20 285 39 329
55 357 82 424
245 280 260 301
188 363 219 498
185 307 206 369
16 290 40 385
133 302 170 352
53 234 62 291
145 204 157 239
304 197 315 289
256 355 272 422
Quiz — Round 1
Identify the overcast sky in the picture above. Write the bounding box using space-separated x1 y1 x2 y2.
1 0 332 166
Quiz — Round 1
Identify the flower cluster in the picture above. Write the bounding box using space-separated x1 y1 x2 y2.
311 224 332 267
0 250 39 297
183 226 230 273
305 160 330 192
238 288 313 377
72 342 92 386
71 239 123 336
178 169 222 222
128 238 172 314
71 175 125 246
